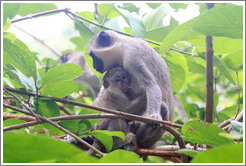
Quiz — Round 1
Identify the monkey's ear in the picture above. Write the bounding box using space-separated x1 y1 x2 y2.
103 80 110 89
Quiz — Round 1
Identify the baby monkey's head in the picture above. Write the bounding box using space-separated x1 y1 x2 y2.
103 67 131 93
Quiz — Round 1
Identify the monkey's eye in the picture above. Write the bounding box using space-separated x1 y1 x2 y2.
115 79 121 83
98 31 111 47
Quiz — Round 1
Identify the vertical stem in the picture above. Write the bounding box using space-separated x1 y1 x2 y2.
204 3 214 124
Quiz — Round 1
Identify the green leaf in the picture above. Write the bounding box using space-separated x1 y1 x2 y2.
145 17 178 42
192 4 243 39
142 6 170 31
3 3 20 25
3 38 37 81
169 3 188 10
41 63 83 86
3 20 11 31
59 119 91 134
213 56 235 84
17 3 57 16
4 64 36 91
115 7 146 38
118 3 140 13
89 130 113 152
74 22 94 44
40 80 79 98
100 149 143 163
97 3 120 19
3 133 98 163
222 48 243 70
3 32 16 42
182 120 235 147
89 130 126 152
192 143 243 163
146 3 162 9
79 11 94 21
160 17 199 54
178 149 199 157
34 98 60 118
165 53 188 93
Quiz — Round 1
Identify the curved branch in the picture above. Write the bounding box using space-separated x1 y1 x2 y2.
3 86 183 128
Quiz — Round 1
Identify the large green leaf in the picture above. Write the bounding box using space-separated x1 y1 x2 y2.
89 130 125 153
145 17 178 42
182 120 235 147
213 55 235 84
192 4 243 39
192 143 243 163
3 38 37 81
115 7 146 38
34 98 60 118
40 80 79 98
3 133 98 163
164 53 188 93
189 35 243 55
17 3 57 16
142 6 170 31
100 149 142 163
4 64 36 91
41 63 83 86
97 3 120 19
221 48 243 70
160 17 199 54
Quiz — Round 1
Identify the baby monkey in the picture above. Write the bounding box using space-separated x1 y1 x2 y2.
87 67 169 156
87 67 144 155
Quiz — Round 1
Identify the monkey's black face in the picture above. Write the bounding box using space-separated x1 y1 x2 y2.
89 51 104 73
98 31 112 47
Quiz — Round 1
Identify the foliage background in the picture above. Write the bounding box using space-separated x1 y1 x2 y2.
2 2 244 163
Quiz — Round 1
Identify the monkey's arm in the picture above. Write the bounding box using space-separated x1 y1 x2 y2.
124 94 146 114
125 59 162 120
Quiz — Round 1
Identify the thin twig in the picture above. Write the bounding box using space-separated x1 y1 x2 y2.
3 114 35 122
156 145 205 151
12 25 62 57
10 7 198 57
3 104 139 131
3 104 105 157
3 87 40 121
135 148 182 157
3 86 183 128
161 125 189 163
11 8 70 23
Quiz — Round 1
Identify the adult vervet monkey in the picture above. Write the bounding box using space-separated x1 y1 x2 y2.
88 31 174 149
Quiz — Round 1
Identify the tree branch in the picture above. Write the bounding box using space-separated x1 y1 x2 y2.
10 7 197 57
3 86 183 128
204 3 215 124
3 103 105 157
135 148 182 157
3 114 35 122
11 8 70 23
